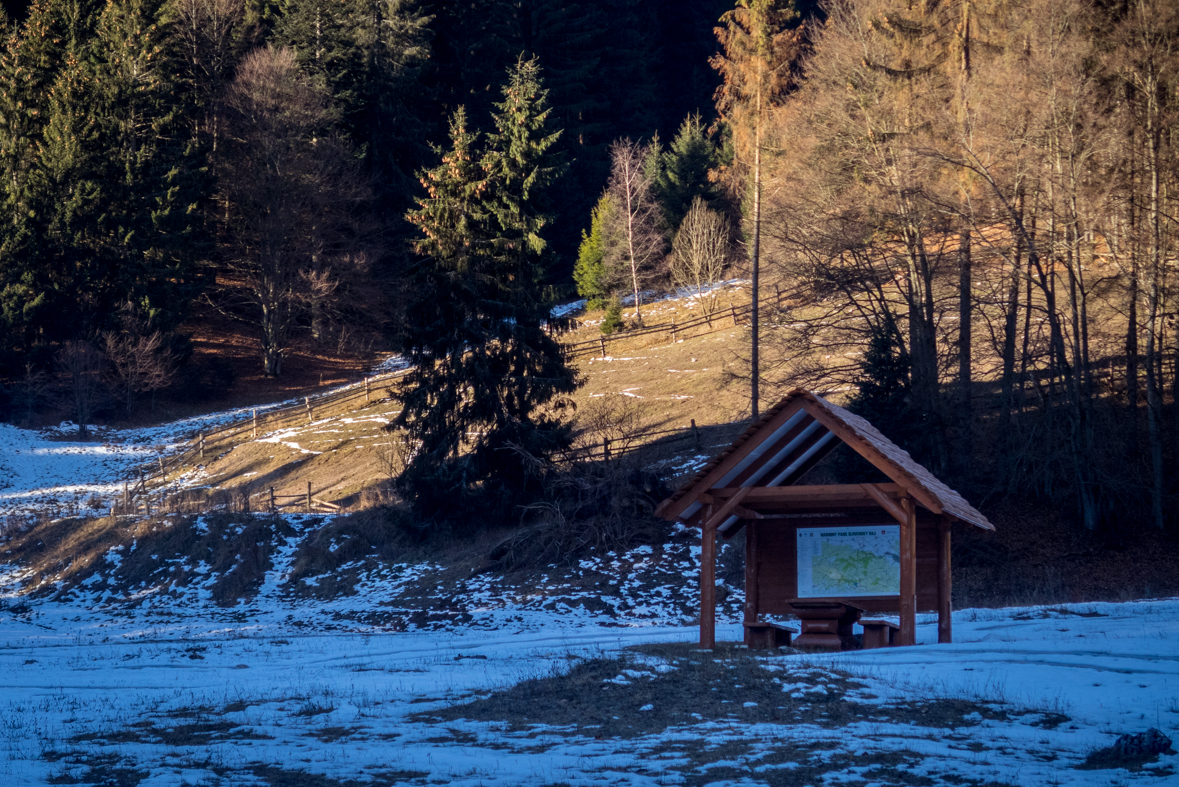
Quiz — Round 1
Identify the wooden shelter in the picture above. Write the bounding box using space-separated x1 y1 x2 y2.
655 389 994 649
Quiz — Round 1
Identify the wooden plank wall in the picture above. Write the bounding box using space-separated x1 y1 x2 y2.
755 511 941 615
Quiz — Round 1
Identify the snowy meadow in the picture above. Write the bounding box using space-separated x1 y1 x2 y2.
0 398 1176 786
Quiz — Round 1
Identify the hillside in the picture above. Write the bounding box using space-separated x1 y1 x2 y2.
1 287 1178 785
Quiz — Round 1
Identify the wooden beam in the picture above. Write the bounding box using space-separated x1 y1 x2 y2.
799 400 945 516
656 397 808 520
938 516 952 644
708 483 904 504
743 520 760 645
703 486 753 532
700 504 717 649
860 483 907 525
732 505 764 520
899 496 917 646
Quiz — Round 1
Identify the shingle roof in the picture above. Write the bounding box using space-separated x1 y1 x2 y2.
655 389 994 531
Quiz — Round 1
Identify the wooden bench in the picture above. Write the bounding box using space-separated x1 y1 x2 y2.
860 619 900 649
743 621 798 649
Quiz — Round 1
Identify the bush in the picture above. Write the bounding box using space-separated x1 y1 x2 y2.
601 297 624 335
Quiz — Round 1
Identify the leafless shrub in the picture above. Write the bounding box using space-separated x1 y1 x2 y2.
57 340 106 438
12 363 51 427
102 306 177 417
574 395 649 458
671 197 730 325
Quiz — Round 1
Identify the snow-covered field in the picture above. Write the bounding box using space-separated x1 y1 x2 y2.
1 389 1177 785
0 403 289 521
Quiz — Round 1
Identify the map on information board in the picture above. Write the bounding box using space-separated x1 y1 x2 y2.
796 525 900 598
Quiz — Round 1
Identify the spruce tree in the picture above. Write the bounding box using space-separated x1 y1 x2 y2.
574 194 613 309
89 0 209 331
396 60 578 526
657 114 720 232
275 0 431 218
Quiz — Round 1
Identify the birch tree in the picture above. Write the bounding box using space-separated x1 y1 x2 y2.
605 138 663 326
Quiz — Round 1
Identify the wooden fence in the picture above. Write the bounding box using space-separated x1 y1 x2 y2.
116 366 413 516
112 286 799 517
560 284 798 361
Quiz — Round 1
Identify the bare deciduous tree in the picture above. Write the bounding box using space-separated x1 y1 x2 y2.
102 306 177 417
606 139 665 326
219 46 371 376
671 197 730 325
58 341 105 439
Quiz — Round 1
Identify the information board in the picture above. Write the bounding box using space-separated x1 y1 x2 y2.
796 525 900 598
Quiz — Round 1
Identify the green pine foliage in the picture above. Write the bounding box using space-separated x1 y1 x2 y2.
0 0 208 369
396 59 579 527
656 113 720 232
600 295 623 335
274 0 431 219
573 194 613 309
845 326 916 457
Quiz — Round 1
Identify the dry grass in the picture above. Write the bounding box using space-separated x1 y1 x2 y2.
1 511 295 606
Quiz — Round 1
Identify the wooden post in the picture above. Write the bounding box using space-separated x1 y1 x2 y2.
700 506 717 649
599 335 607 358
671 321 677 342
899 496 917 646
158 455 164 475
123 482 129 508
691 419 700 449
938 516 953 644
603 438 611 461
252 409 258 439
306 481 312 513
731 303 738 325
365 377 370 403
774 283 781 304
269 487 276 513
743 520 760 645
305 397 313 424
199 434 205 460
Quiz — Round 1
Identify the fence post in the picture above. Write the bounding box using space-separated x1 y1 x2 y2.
731 303 738 326
252 409 258 439
158 455 164 476
691 419 700 450
599 335 607 358
199 433 205 460
123 482 129 508
671 321 677 343
603 438 611 462
306 481 312 513
305 397 313 424
365 377 370 403
775 283 781 304
270 487 276 513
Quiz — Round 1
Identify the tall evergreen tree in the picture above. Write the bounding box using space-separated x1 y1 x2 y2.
656 113 721 232
396 59 578 526
88 0 209 330
274 0 431 218
573 194 614 309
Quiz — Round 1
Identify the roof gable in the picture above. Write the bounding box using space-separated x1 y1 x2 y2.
655 389 994 531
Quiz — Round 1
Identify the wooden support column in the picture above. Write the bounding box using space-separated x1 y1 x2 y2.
938 516 953 643
700 505 717 649
899 496 917 646
743 520 760 645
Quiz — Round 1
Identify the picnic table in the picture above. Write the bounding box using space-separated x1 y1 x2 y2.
788 599 866 651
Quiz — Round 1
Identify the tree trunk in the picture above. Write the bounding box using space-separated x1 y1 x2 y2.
750 84 761 419
957 231 972 483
